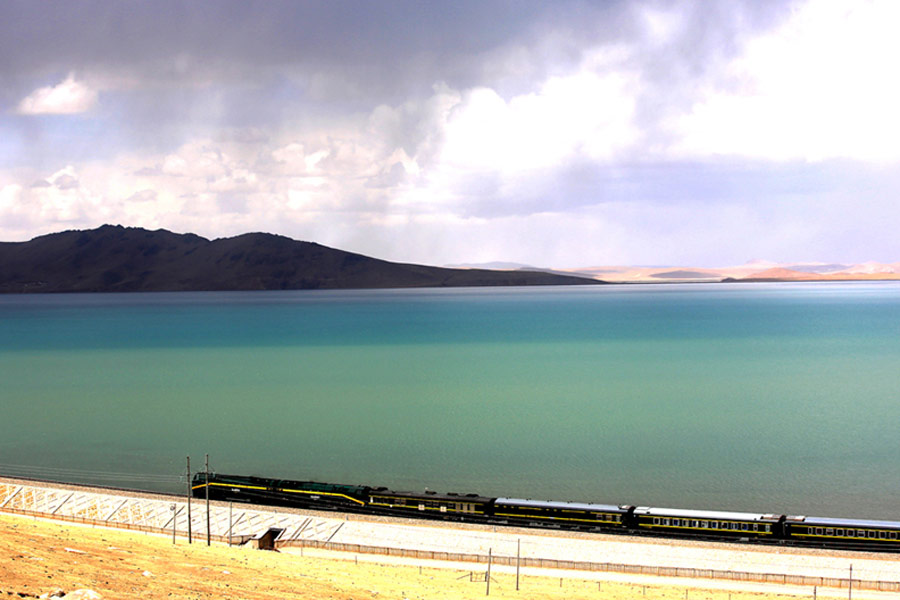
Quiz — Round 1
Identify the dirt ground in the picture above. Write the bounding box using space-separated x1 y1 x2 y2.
0 512 816 600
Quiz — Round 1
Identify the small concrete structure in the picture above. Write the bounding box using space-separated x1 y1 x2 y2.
254 527 285 551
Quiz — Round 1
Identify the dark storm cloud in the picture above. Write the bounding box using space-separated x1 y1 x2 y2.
1 0 792 141
1 0 570 100
1 1 782 100
0 0 625 155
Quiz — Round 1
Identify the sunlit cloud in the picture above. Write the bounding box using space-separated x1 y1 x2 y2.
16 74 98 115
670 0 900 162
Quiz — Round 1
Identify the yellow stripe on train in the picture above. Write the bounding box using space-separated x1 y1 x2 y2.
195 481 366 505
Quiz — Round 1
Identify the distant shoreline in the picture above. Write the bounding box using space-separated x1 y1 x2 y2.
3 277 899 294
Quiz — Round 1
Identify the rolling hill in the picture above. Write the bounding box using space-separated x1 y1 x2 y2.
0 225 601 293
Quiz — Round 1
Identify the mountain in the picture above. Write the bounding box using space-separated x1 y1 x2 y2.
570 260 900 283
0 225 602 293
734 266 900 282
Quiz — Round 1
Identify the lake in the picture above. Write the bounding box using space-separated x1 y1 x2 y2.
1 282 899 519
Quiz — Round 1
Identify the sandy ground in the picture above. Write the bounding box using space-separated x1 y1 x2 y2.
1 511 895 600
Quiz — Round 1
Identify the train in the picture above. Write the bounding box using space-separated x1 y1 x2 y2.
192 472 900 551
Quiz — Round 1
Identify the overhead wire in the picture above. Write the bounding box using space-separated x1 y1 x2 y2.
0 462 184 484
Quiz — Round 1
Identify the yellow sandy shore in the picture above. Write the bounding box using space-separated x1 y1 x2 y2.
0 511 850 600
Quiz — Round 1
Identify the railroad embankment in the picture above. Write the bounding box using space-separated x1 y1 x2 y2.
3 477 900 599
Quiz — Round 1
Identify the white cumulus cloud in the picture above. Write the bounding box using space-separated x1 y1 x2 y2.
16 74 98 115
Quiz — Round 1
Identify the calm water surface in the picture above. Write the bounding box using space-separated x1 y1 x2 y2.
1 282 899 519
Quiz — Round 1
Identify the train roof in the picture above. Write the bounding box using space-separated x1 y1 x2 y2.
788 515 900 529
370 489 494 503
495 498 628 513
633 506 782 522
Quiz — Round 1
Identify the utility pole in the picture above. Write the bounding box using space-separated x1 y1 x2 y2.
186 456 192 544
516 539 521 591
486 548 492 596
205 453 211 546
848 564 853 600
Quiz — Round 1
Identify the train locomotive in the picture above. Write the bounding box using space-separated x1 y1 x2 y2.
192 472 900 551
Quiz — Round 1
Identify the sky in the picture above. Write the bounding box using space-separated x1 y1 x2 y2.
1 0 899 268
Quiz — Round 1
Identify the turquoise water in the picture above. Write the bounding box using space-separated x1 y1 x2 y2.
1 283 899 519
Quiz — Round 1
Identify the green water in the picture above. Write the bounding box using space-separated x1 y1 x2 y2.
1 283 899 519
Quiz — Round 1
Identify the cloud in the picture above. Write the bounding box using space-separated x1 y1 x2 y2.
127 189 157 203
1 1 899 267
668 0 900 162
16 74 98 115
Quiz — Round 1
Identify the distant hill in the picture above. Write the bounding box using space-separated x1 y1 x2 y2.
0 225 602 293
573 261 900 283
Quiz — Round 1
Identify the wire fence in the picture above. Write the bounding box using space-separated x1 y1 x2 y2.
277 538 900 592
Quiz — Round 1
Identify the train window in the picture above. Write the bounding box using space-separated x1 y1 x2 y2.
880 531 887 539
869 531 876 538
741 523 749 531
765 525 771 532
826 529 834 536
815 528 823 535
836 529 844 536
692 520 699 528
891 531 898 540
654 518 660 525
753 524 758 532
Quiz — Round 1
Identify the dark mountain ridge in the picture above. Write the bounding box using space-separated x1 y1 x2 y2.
0 225 601 293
